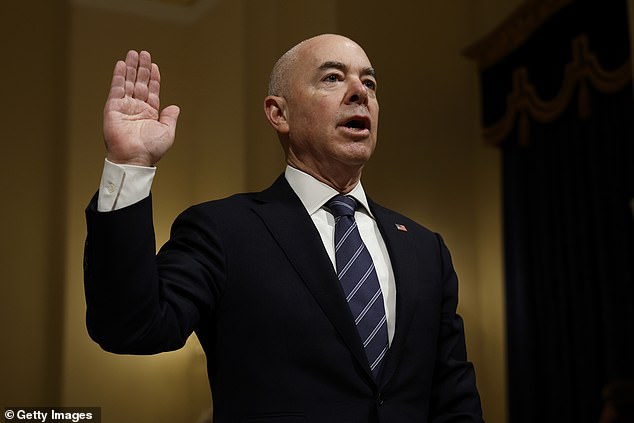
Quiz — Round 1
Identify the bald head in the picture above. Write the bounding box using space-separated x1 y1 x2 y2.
268 42 301 96
263 33 378 192
267 34 364 97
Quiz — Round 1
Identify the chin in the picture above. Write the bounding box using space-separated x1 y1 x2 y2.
340 149 374 167
348 140 375 160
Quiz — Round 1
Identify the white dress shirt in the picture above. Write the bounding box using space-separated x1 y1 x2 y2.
98 159 156 212
97 160 396 343
284 166 396 344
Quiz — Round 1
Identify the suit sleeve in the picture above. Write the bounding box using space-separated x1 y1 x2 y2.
429 234 484 423
83 194 224 354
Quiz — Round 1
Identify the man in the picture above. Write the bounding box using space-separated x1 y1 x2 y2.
84 34 484 422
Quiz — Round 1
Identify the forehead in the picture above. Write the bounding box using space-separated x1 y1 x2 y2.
298 36 373 72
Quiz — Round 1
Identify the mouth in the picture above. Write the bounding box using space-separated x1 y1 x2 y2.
338 116 371 134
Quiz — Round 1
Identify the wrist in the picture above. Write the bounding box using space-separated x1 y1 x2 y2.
105 157 155 170
106 153 153 167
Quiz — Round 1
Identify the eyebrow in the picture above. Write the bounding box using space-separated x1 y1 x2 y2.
318 61 377 78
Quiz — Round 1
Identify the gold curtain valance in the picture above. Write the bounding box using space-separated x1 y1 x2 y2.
483 35 632 146
463 0 632 146
463 0 573 71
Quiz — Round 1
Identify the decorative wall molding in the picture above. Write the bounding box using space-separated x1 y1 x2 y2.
483 35 632 146
72 0 219 24
463 0 573 70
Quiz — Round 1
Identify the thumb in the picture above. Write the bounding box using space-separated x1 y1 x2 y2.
160 105 180 130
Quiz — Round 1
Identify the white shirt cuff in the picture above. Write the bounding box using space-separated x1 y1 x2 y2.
97 159 156 212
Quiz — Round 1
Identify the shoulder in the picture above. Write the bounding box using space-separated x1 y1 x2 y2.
370 200 458 280
369 199 453 257
176 191 261 224
180 174 292 219
369 200 436 238
172 175 295 229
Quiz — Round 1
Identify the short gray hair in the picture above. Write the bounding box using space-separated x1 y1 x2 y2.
267 41 304 96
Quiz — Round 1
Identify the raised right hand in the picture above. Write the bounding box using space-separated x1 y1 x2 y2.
103 50 180 166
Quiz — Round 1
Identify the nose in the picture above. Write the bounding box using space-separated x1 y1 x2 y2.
345 78 368 106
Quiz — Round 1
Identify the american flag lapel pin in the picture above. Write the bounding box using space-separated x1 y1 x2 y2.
395 223 408 232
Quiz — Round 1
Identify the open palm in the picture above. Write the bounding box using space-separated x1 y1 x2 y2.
103 50 180 166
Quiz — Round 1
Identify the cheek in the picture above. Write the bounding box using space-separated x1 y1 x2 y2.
372 102 380 125
296 100 330 124
303 107 337 136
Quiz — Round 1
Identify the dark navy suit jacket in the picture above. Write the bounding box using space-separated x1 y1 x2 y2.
84 175 483 422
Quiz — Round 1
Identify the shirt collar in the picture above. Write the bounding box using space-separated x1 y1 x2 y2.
284 165 375 219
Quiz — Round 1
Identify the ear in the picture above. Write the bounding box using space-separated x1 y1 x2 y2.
264 95 290 134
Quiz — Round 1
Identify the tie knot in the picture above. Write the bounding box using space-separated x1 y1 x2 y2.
327 195 357 218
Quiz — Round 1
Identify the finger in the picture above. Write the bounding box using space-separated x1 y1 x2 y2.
134 50 152 103
124 50 139 97
107 60 127 101
159 105 180 132
147 63 161 110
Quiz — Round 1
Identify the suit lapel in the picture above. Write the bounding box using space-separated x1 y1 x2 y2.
251 176 373 379
369 201 422 387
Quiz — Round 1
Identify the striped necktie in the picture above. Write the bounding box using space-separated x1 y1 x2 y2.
327 194 389 379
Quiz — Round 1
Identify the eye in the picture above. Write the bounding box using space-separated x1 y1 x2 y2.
323 73 340 83
363 79 377 90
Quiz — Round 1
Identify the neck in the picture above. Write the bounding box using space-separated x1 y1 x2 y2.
287 158 362 194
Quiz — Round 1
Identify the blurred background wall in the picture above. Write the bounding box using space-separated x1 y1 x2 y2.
4 1 629 422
